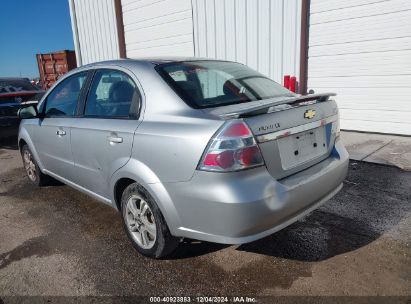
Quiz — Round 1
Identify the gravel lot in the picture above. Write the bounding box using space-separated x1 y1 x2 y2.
0 139 410 300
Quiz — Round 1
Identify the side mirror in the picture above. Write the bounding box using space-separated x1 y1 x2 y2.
308 89 315 94
18 105 39 119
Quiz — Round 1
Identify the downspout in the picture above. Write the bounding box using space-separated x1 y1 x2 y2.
299 0 310 95
114 0 127 58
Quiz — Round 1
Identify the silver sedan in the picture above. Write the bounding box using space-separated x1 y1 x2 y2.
18 58 349 258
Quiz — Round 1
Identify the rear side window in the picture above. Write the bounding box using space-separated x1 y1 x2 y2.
84 69 140 118
156 61 293 108
44 72 87 117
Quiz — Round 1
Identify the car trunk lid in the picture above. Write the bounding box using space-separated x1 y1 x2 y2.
203 93 339 179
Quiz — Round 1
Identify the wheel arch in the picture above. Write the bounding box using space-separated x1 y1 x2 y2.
18 138 27 151
18 128 45 171
113 177 135 211
110 159 182 236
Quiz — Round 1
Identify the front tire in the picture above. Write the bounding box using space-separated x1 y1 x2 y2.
121 183 179 258
21 144 51 187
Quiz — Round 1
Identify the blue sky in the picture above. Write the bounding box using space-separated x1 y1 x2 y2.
0 0 74 78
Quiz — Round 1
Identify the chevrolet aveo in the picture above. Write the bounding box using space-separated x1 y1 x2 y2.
18 58 349 258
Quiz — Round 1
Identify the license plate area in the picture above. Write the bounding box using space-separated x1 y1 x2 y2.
278 126 328 170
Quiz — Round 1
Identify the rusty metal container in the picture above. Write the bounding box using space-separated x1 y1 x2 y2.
36 50 77 90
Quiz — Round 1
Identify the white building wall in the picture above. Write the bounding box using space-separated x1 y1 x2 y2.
122 0 195 58
307 0 411 135
70 0 301 84
69 0 120 65
192 0 302 83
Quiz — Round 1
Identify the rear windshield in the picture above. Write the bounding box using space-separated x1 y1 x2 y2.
0 79 38 94
156 60 293 108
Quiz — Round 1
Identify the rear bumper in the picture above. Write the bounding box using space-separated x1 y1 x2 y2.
164 138 349 244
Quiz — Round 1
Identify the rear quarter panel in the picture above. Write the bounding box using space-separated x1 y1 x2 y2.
132 114 223 183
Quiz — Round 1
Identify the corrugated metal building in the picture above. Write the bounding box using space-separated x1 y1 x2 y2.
68 0 411 135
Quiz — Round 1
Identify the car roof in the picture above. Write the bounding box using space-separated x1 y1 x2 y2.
80 57 233 69
128 56 211 64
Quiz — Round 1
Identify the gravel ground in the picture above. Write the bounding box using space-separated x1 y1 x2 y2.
0 140 410 301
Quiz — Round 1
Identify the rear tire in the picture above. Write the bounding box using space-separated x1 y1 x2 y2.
21 144 51 187
121 183 179 258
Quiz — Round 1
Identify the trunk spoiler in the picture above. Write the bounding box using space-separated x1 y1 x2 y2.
217 93 336 119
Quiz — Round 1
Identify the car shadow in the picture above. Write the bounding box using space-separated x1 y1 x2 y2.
169 239 229 259
236 209 378 261
237 162 410 261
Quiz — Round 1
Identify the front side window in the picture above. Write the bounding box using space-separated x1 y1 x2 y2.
156 61 294 108
44 72 87 117
84 69 139 118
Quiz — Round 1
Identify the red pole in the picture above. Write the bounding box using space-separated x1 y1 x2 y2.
289 76 297 93
283 75 290 89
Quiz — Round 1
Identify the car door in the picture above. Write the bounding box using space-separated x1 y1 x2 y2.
33 72 89 181
70 68 142 199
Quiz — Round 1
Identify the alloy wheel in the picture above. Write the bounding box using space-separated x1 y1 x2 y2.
23 149 36 182
125 194 157 249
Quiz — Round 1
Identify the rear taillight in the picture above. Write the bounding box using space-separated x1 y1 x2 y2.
198 120 264 172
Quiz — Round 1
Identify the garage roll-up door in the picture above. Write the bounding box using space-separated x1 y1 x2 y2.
307 0 411 135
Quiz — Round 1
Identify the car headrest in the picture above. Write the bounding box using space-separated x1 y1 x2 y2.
109 81 134 103
176 81 201 100
223 79 241 97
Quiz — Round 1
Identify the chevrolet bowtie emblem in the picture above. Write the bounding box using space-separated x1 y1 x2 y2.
304 109 316 119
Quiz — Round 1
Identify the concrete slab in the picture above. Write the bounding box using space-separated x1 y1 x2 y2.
363 137 411 171
341 131 411 171
340 131 392 161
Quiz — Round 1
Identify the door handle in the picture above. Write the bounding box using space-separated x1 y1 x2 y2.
107 136 123 144
56 130 66 136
